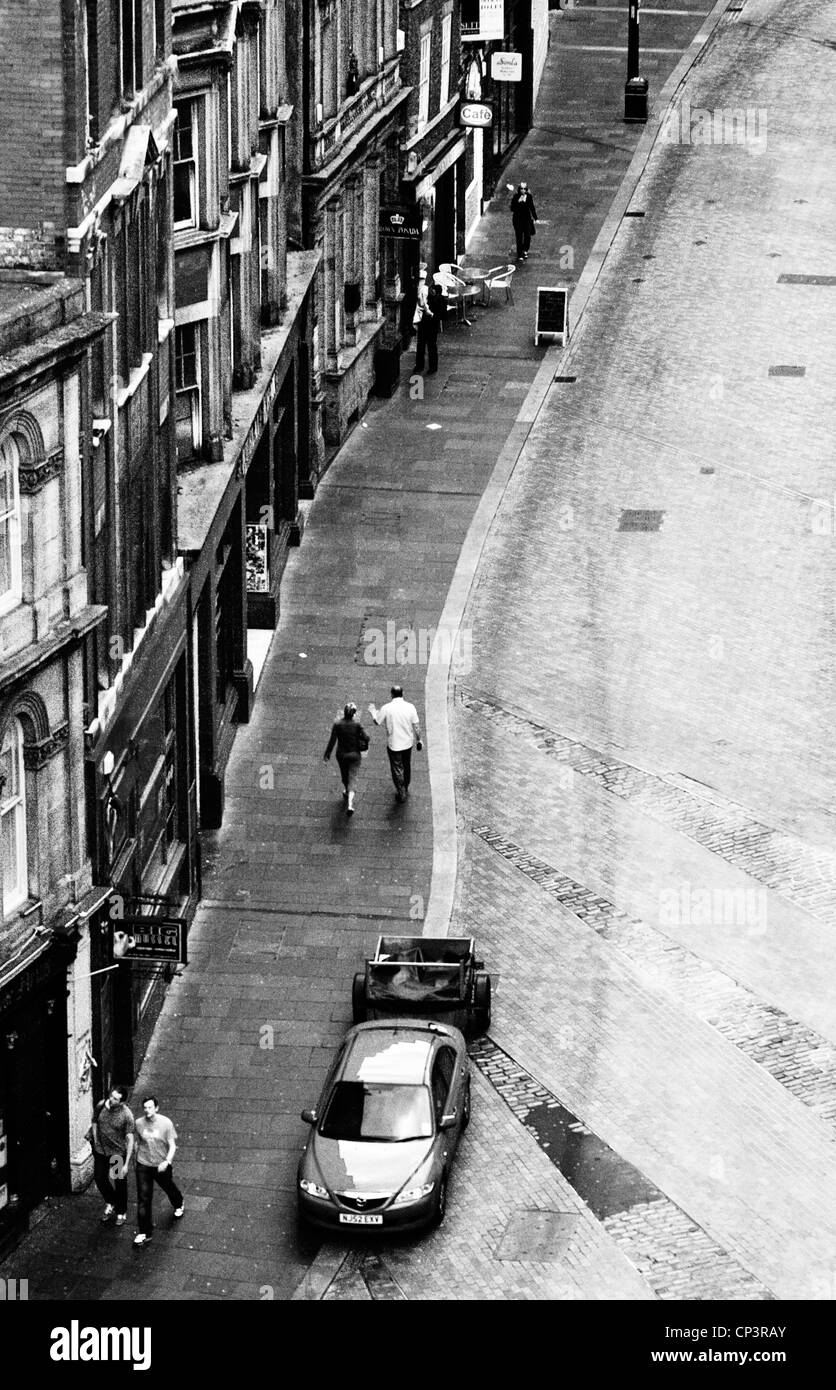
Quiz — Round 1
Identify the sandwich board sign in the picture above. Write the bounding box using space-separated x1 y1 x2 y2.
534 286 569 347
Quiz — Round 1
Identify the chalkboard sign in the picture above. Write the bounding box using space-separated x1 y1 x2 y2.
534 286 569 347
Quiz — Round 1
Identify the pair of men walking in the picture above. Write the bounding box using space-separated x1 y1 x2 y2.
324 685 422 811
89 1089 183 1246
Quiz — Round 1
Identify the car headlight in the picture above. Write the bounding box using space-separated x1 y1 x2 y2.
299 1178 329 1199
392 1181 435 1206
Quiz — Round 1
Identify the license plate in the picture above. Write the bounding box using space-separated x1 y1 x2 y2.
339 1212 383 1226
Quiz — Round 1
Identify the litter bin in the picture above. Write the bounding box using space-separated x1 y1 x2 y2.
624 76 649 123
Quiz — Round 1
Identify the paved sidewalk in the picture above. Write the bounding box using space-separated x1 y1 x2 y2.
3 3 736 1300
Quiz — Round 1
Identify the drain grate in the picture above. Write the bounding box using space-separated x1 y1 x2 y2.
624 209 645 218
441 372 490 397
618 508 664 532
768 365 806 377
553 375 577 384
778 274 836 286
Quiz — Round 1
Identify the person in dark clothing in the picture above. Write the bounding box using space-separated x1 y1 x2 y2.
87 1084 135 1226
510 182 538 260
324 702 371 815
416 282 442 374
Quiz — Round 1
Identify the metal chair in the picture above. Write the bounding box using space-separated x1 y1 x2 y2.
483 263 516 306
432 271 465 325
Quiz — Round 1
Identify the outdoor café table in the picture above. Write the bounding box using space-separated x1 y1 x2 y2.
454 284 481 325
458 267 490 305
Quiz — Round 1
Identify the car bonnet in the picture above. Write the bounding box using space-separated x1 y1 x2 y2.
310 1134 435 1195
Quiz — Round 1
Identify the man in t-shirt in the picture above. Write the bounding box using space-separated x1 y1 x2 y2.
88 1084 135 1225
368 685 423 803
133 1096 184 1247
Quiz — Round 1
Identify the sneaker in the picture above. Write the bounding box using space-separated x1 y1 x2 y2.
133 1233 151 1246
115 1214 127 1226
173 1206 184 1219
101 1204 115 1223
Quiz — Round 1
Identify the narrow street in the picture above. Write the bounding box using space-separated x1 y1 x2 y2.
7 0 836 1302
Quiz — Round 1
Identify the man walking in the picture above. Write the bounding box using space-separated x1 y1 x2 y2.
88 1084 135 1226
415 281 442 374
368 685 422 802
133 1096 184 1247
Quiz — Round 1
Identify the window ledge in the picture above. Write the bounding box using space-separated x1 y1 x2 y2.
116 353 153 410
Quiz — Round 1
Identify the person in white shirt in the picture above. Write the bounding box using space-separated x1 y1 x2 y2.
368 685 423 803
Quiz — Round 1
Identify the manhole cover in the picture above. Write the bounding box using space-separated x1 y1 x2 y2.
441 373 490 396
497 1209 581 1262
768 364 805 376
618 509 664 532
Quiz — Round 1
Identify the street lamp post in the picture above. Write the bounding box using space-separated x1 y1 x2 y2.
624 0 648 122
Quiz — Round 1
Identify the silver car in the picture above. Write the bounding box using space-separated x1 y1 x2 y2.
297 1020 471 1232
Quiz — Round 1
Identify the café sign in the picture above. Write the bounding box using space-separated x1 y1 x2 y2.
460 101 494 129
379 206 422 240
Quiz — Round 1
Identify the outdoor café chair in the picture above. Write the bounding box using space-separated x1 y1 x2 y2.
483 264 516 306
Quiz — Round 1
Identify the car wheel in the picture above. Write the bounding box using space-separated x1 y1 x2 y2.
352 972 366 1024
434 1172 448 1226
461 1078 471 1130
473 972 491 1032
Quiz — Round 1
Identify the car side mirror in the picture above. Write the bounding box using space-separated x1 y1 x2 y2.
301 1108 318 1125
440 1111 457 1130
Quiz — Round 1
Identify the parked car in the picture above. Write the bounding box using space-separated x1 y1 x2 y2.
352 936 492 1035
297 1020 471 1232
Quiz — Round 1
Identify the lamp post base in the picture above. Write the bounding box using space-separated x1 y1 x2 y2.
624 76 649 123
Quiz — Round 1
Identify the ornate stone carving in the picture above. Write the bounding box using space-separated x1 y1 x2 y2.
22 721 69 770
17 448 63 494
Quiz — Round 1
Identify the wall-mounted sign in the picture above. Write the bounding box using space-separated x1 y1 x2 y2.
246 524 269 592
461 0 505 42
491 51 523 82
460 101 494 129
110 917 188 966
379 206 422 240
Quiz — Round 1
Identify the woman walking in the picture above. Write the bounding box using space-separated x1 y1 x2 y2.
323 702 370 815
510 181 538 261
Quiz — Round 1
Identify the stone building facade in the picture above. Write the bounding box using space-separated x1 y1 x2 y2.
288 0 409 449
0 274 111 1253
171 0 319 828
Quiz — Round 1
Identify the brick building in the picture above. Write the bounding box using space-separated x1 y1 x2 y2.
171 0 319 828
0 274 111 1253
288 0 410 448
0 2 198 1115
396 0 473 339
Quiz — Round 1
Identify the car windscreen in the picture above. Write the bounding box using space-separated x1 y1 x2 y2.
319 1083 433 1141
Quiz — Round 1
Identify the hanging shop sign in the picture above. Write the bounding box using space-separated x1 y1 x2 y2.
110 917 188 966
460 100 494 129
461 0 505 42
379 206 422 240
491 51 523 82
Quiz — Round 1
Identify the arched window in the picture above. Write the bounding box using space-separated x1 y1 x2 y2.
0 433 23 612
0 718 27 914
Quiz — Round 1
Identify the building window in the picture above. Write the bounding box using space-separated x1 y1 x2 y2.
440 14 452 106
0 436 22 615
173 101 197 229
0 719 27 916
85 0 99 143
120 0 143 98
154 0 166 59
418 31 432 128
174 323 201 459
